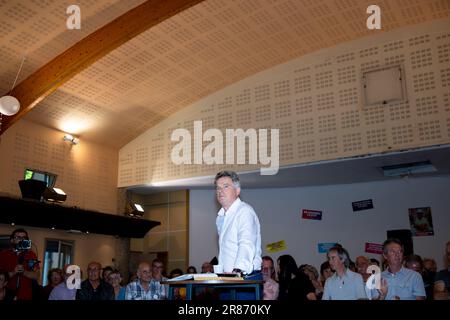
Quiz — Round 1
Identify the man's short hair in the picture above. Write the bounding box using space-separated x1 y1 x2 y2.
405 254 423 268
382 238 404 255
327 246 351 268
214 171 241 189
262 256 274 264
10 228 28 240
152 258 163 266
369 258 380 266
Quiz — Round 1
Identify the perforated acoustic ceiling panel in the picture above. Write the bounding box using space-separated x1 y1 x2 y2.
119 19 450 187
0 0 146 95
0 0 446 148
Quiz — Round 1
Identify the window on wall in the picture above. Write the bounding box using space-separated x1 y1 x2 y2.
42 239 74 286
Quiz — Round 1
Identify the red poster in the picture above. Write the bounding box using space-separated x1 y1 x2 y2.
302 209 322 220
365 242 383 254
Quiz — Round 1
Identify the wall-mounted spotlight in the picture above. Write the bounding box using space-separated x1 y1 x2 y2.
43 187 67 203
126 203 145 218
63 133 79 145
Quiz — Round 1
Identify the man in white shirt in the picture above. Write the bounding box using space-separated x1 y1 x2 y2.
215 171 262 277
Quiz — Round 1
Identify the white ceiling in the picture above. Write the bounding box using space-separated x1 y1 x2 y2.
2 0 449 147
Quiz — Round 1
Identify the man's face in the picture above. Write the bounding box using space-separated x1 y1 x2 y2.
262 259 274 280
87 263 101 282
327 251 344 271
383 243 403 267
152 262 164 277
11 232 27 245
138 264 152 282
201 263 213 273
356 257 369 275
216 177 240 209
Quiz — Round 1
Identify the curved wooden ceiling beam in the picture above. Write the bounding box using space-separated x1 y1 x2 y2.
0 0 204 135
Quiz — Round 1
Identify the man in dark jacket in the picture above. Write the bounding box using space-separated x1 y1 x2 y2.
76 261 114 300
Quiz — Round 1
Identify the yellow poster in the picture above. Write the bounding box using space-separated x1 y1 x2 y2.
266 240 287 253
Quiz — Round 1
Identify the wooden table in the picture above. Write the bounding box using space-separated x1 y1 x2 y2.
161 279 263 300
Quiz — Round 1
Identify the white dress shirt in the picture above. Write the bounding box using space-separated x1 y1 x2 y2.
216 197 262 274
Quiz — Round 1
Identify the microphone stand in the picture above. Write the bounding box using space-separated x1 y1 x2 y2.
16 253 24 290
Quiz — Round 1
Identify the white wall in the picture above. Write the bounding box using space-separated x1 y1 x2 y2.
189 175 450 271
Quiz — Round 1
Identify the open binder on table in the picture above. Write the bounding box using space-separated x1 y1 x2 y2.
167 273 243 281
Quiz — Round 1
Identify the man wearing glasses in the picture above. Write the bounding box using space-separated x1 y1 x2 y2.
374 238 426 300
125 259 167 300
434 241 450 300
0 228 39 300
214 171 262 297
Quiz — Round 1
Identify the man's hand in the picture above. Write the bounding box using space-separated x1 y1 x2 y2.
15 264 24 274
377 279 388 300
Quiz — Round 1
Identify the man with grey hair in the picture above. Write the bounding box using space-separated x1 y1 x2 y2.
214 170 262 277
76 262 114 300
322 246 367 300
375 238 426 300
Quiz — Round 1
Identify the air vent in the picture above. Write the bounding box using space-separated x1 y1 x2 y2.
381 161 436 177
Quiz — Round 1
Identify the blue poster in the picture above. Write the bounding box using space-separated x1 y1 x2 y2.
318 242 337 253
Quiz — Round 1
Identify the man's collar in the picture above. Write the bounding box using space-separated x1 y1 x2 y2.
334 268 349 279
387 266 405 275
218 197 241 216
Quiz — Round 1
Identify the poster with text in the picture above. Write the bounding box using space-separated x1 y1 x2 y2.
409 207 434 236
302 209 322 220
